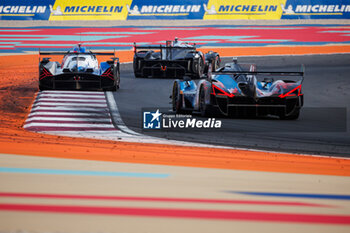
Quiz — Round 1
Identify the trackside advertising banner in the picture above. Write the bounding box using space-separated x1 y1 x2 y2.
0 0 54 20
281 0 350 19
0 0 131 20
49 0 132 21
126 0 207 20
1 0 350 20
203 0 285 20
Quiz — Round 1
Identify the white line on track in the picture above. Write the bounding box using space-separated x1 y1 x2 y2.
24 90 118 133
33 102 108 107
38 94 105 99
40 90 105 95
24 122 115 128
29 112 108 117
105 91 141 136
36 98 107 103
30 106 110 112
25 117 111 122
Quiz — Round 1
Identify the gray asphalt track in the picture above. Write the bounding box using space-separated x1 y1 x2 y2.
115 54 350 157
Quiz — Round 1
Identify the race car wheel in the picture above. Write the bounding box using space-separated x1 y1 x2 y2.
172 81 183 113
212 55 221 71
279 99 301 120
199 85 211 117
193 56 204 79
133 57 142 78
116 69 120 89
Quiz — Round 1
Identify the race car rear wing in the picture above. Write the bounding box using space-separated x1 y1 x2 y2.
39 51 115 56
212 71 304 76
211 66 305 82
39 49 117 66
133 42 196 51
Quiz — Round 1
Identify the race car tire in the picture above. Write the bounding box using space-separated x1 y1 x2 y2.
133 57 140 78
193 56 204 79
199 85 211 117
279 98 301 120
133 57 143 78
212 55 221 71
116 69 120 89
172 80 183 113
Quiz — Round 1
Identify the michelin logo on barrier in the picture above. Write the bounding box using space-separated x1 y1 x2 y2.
0 5 46 14
126 5 140 15
127 0 207 20
127 5 201 15
203 0 283 20
55 5 124 14
281 0 350 19
48 0 131 20
281 4 294 14
0 0 54 20
49 5 62 16
203 4 216 15
282 4 350 14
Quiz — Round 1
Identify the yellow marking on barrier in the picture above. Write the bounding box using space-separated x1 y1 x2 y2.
49 0 132 21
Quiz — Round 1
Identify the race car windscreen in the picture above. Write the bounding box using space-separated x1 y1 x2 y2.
71 57 86 61
165 48 193 60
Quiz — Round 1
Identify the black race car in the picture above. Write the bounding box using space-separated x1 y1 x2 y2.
39 44 120 91
133 38 220 79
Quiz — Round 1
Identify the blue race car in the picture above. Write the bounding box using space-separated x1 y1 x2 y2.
171 59 304 119
39 44 120 91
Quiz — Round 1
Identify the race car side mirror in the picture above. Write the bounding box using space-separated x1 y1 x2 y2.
110 57 119 62
41 57 51 63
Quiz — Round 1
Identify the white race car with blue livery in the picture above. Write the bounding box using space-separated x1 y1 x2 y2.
39 44 120 91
